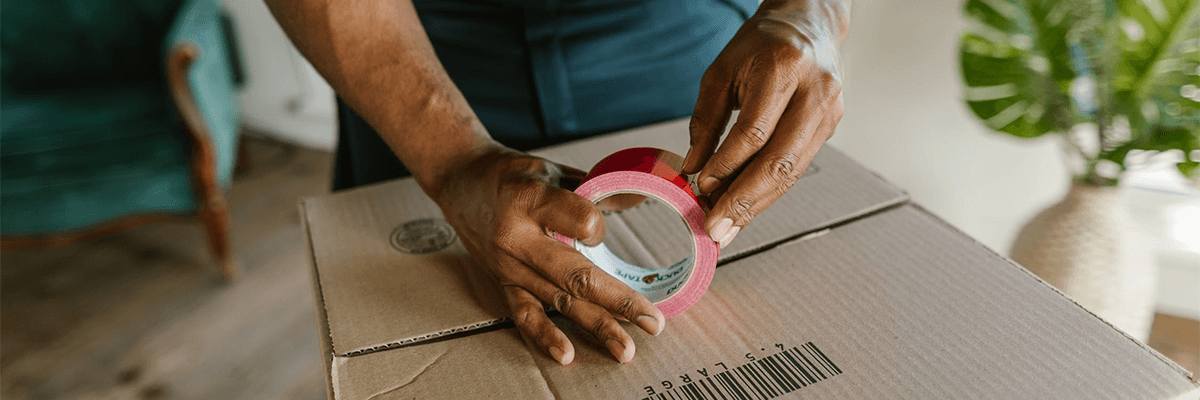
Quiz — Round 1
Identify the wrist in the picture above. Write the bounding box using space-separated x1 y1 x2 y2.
754 0 848 45
421 140 509 206
749 2 845 82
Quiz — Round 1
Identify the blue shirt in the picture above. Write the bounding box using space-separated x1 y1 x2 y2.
334 0 756 189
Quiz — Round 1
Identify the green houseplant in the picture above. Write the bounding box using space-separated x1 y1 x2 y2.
960 0 1198 341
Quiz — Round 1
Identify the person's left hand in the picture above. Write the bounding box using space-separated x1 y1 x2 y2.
682 1 848 248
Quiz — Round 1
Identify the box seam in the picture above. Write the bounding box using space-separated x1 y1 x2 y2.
337 194 913 357
909 203 1199 387
527 348 564 400
718 195 910 267
342 319 513 357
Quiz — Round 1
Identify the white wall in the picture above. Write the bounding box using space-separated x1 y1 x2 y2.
224 0 338 151
829 0 1069 252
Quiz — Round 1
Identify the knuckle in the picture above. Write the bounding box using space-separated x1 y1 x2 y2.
817 72 842 95
766 155 799 184
817 69 836 84
711 157 741 178
590 318 612 338
726 197 757 223
735 123 772 149
513 305 538 328
612 296 638 318
552 290 575 315
563 267 596 298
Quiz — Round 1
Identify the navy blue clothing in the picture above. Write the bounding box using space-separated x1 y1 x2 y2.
334 0 756 190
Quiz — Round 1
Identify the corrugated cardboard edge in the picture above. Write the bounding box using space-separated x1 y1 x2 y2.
343 319 514 357
908 203 1199 387
301 200 339 400
718 194 910 266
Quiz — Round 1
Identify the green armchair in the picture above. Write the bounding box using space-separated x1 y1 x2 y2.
1 0 243 279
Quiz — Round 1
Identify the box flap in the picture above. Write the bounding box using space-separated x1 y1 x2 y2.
520 205 1197 399
330 328 553 400
304 118 906 356
328 205 1197 399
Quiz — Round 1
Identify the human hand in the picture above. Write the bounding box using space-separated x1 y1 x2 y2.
683 0 849 248
431 145 665 365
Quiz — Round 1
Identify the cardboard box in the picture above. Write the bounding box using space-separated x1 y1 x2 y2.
302 119 1198 399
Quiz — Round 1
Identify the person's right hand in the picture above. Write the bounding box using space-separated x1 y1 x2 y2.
430 144 666 365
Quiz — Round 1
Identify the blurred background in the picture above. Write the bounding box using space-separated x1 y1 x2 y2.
2 0 1196 398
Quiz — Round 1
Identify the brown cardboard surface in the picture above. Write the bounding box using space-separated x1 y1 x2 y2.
301 117 1195 399
303 118 906 356
330 329 552 399
309 205 1198 399
528 205 1197 399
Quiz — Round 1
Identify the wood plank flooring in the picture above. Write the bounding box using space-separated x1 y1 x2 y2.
2 137 1196 399
2 137 332 400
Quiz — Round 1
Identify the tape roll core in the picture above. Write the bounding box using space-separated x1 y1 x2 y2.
555 148 718 318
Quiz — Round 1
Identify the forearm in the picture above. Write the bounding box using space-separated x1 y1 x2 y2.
264 0 496 195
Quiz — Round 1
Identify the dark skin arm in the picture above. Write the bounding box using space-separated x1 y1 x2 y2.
265 0 849 365
266 0 661 366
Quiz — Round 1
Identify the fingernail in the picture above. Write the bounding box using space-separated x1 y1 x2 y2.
699 177 720 194
709 218 733 243
548 345 571 365
636 315 665 336
719 226 740 249
606 339 633 364
683 147 693 169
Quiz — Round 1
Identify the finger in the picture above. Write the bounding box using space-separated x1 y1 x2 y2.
704 161 746 208
504 285 574 365
512 232 665 336
683 66 734 175
706 93 839 248
504 264 638 364
562 296 637 364
695 67 799 195
533 188 606 246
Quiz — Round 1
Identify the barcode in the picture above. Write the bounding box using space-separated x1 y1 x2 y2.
640 342 842 400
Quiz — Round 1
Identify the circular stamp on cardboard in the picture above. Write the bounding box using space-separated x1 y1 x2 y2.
390 218 457 254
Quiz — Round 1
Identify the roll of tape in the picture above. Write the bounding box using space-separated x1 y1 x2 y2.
555 148 718 318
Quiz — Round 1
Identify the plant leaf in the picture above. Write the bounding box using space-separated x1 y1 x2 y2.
960 0 1097 138
1179 160 1200 177
1110 0 1199 143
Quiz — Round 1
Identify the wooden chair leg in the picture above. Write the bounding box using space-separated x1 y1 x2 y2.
169 43 240 281
199 195 238 281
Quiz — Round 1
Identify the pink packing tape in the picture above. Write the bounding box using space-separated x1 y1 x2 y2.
555 148 719 319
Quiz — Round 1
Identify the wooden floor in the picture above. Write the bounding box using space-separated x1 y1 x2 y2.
2 137 333 400
2 137 1197 399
